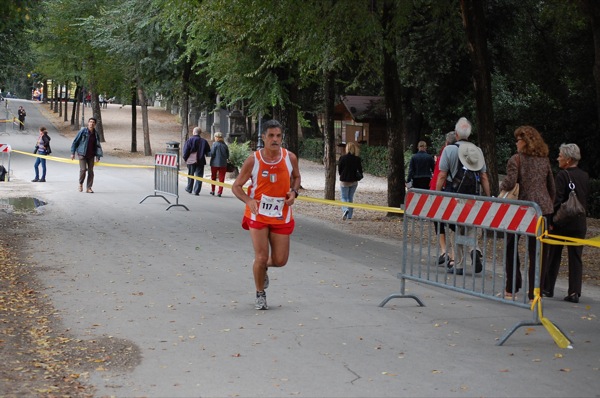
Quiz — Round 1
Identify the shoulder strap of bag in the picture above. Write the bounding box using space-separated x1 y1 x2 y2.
564 169 575 191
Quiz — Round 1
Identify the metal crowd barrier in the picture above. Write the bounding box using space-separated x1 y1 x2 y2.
140 152 189 211
379 188 566 346
0 143 11 181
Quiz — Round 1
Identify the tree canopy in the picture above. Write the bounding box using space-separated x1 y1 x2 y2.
3 0 598 198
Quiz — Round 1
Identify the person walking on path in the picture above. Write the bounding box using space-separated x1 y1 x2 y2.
70 117 103 193
232 120 301 310
182 127 210 195
436 117 490 275
32 126 51 182
407 140 435 189
543 143 589 303
338 141 363 220
18 106 26 130
430 132 457 269
500 125 554 300
209 132 229 197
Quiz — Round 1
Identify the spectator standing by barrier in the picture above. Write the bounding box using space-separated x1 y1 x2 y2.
543 143 589 303
18 106 26 130
436 117 490 275
430 132 456 268
182 127 210 195
70 117 103 193
231 120 301 310
209 132 229 197
500 126 554 300
32 126 51 182
407 141 435 189
338 142 363 221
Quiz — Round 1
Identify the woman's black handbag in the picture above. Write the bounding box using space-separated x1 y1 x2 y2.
553 171 585 226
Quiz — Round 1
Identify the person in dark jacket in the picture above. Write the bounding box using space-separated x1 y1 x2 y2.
407 141 435 189
32 126 51 182
18 106 26 130
338 141 363 221
182 127 210 195
543 143 589 303
70 118 103 193
209 132 229 197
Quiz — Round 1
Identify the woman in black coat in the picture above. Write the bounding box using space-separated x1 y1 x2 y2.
338 142 363 220
543 143 589 303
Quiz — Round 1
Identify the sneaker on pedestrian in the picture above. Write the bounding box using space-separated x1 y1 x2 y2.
39 178 46 182
255 292 268 310
342 210 349 221
31 178 39 182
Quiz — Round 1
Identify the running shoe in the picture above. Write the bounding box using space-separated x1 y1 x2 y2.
255 292 268 310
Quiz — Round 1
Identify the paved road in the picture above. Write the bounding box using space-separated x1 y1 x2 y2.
2 99 599 397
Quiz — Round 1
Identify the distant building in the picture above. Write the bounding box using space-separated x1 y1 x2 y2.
329 95 387 155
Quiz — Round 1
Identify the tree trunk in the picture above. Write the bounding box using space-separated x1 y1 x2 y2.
460 0 498 196
131 84 137 153
57 85 62 117
72 86 80 130
42 79 49 104
323 70 337 200
90 83 105 142
64 81 69 123
580 0 600 134
181 59 192 152
383 0 405 213
137 80 152 156
286 82 299 156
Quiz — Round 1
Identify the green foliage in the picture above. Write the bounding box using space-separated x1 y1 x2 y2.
298 138 324 163
227 139 252 169
360 145 389 178
588 179 600 219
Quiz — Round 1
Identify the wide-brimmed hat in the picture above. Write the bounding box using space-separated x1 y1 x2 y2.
458 142 484 171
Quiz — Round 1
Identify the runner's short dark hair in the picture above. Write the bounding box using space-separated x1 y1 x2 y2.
262 120 282 134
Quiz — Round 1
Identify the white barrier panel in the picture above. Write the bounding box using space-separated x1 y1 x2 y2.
379 188 566 346
140 153 188 211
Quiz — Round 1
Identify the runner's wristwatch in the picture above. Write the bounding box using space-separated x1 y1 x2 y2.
291 188 299 198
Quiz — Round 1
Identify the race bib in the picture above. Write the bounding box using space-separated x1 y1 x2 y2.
258 194 285 218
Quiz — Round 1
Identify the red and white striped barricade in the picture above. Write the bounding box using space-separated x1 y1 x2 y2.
0 143 11 181
379 188 560 346
140 153 188 211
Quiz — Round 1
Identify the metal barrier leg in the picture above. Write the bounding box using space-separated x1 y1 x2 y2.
165 203 189 211
378 294 425 307
378 276 425 307
139 194 171 205
497 319 542 346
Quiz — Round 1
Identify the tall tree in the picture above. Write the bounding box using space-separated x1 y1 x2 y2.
460 0 499 195
382 0 406 210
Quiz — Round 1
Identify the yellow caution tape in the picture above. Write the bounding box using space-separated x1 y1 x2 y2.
11 149 154 168
533 288 573 349
540 230 600 248
176 171 404 214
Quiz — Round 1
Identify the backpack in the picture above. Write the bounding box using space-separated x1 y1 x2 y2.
450 144 481 195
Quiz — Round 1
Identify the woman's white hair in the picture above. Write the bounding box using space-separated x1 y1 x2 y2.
560 143 581 162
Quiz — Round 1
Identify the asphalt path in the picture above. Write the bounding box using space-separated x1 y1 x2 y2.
1 99 599 397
